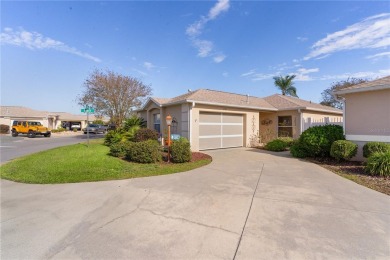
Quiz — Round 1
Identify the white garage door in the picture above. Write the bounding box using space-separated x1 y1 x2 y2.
199 112 243 150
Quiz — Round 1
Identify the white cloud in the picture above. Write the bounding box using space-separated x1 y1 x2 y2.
0 27 101 62
294 68 319 81
241 67 319 82
186 0 230 63
213 54 226 63
132 68 147 77
143 61 155 70
297 36 308 42
194 39 214 57
208 0 230 20
304 13 390 60
320 69 390 80
366 51 390 60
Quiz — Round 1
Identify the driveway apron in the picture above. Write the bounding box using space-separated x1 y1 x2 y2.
1 148 389 259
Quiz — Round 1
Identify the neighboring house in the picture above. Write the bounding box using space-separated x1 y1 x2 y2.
333 76 390 160
0 106 103 130
137 89 343 151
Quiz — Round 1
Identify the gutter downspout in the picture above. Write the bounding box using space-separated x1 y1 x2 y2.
341 98 346 137
189 102 195 146
298 109 303 135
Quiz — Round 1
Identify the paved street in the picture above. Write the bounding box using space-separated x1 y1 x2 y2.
1 148 389 259
0 133 104 164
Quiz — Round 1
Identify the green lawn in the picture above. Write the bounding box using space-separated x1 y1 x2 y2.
0 140 212 184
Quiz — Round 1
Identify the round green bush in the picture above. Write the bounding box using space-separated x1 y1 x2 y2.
109 141 132 158
299 124 344 157
171 138 192 163
290 140 308 158
277 137 294 147
363 142 390 158
365 151 390 177
126 140 162 163
134 128 159 142
265 139 288 152
330 140 358 161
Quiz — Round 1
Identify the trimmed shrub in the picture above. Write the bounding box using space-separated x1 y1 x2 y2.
330 140 358 161
134 128 159 142
0 124 10 134
109 141 132 158
122 125 140 142
299 124 344 157
365 151 390 177
126 140 162 163
265 139 288 152
104 130 123 146
123 115 146 131
276 137 294 147
363 142 390 158
171 137 192 163
73 128 78 132
290 140 308 158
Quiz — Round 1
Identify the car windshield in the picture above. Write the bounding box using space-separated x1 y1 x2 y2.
88 124 98 127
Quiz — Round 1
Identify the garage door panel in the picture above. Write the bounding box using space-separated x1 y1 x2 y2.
199 138 221 150
200 113 221 123
199 112 243 150
223 114 243 123
199 125 221 136
222 137 243 148
222 125 243 135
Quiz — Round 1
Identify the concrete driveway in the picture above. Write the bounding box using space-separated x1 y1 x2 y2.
1 148 389 259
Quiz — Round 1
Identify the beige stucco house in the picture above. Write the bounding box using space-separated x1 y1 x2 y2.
333 76 390 160
0 106 103 130
138 89 343 151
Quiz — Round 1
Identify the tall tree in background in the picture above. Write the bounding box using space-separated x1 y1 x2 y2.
320 78 368 109
78 69 152 126
273 75 298 97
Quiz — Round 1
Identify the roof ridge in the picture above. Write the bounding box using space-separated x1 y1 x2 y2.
202 88 261 98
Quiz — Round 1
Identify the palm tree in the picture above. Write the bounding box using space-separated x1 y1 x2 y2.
273 75 298 97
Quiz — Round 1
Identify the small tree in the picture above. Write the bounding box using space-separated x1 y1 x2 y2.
78 69 152 126
320 78 368 109
273 75 298 97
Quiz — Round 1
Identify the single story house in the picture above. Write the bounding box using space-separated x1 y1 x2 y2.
0 106 103 131
137 89 343 151
333 76 390 160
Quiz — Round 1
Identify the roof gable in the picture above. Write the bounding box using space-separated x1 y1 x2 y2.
264 94 342 114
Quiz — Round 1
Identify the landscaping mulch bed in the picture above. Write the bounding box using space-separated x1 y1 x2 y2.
161 152 212 164
308 158 390 196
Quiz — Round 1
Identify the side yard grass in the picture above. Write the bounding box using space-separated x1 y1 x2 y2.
0 140 212 184
309 158 390 196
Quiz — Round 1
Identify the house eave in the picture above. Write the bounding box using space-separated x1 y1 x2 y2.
185 100 278 111
334 85 390 95
276 106 343 115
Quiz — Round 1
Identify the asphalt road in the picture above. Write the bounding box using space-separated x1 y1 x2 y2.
0 133 104 164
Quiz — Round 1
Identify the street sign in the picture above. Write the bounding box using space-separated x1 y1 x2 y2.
81 107 94 113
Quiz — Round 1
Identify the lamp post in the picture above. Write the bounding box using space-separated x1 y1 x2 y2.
166 114 172 162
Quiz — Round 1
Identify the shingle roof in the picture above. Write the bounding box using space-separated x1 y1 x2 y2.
0 106 51 118
148 89 343 114
334 76 390 95
264 94 342 114
0 106 104 121
151 89 277 110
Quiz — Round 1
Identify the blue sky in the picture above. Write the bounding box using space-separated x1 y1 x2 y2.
1 0 389 115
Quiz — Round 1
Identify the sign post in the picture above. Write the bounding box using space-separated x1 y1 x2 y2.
81 105 95 147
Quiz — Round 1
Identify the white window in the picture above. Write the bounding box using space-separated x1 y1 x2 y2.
153 114 161 133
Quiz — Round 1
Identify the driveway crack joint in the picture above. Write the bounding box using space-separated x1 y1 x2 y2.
233 162 264 260
138 207 239 235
